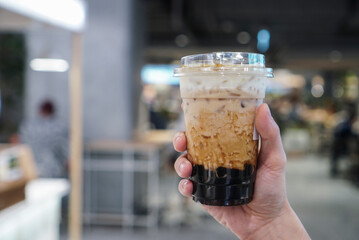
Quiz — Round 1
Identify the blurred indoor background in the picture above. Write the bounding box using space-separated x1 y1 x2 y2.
1 0 359 239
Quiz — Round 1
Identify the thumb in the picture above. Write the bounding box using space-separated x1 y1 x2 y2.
255 104 286 172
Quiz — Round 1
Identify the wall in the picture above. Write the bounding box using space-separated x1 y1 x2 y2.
24 0 143 141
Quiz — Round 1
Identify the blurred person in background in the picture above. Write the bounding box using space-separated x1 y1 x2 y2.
141 84 168 129
330 102 358 177
286 88 307 128
269 89 308 135
19 100 69 178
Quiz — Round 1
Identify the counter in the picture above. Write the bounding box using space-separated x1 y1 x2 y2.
0 179 69 240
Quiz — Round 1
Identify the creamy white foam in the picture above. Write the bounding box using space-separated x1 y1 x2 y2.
180 74 267 99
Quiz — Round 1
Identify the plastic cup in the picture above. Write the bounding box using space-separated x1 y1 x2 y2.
174 52 273 206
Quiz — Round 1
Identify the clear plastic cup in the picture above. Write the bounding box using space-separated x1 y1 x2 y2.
174 52 273 206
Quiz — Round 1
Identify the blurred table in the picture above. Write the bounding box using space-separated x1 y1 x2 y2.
138 130 176 144
83 130 175 228
0 179 69 240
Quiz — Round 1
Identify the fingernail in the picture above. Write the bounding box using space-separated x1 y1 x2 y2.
174 132 183 143
182 179 188 190
175 136 181 143
179 162 185 174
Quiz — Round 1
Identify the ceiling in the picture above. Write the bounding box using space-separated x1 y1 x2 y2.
144 0 359 69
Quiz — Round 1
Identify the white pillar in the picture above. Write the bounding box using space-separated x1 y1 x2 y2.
83 0 143 141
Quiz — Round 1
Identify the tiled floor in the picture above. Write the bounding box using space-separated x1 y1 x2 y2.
62 154 359 240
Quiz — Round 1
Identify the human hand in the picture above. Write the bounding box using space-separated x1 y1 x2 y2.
173 103 310 239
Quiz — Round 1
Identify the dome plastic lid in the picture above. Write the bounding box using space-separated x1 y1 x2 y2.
174 52 273 77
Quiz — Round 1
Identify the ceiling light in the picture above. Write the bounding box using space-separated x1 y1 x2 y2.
237 31 251 44
333 86 344 98
257 29 270 53
311 84 324 98
175 34 189 47
311 75 325 86
30 58 69 72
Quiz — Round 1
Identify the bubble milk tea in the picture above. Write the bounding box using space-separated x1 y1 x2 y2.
174 52 273 206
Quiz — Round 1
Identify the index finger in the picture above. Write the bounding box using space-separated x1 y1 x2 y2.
173 131 187 152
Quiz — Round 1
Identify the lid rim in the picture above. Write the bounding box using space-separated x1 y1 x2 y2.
180 52 267 67
174 67 273 78
174 73 274 78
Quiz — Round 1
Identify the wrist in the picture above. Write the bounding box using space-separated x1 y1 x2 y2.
246 200 310 240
